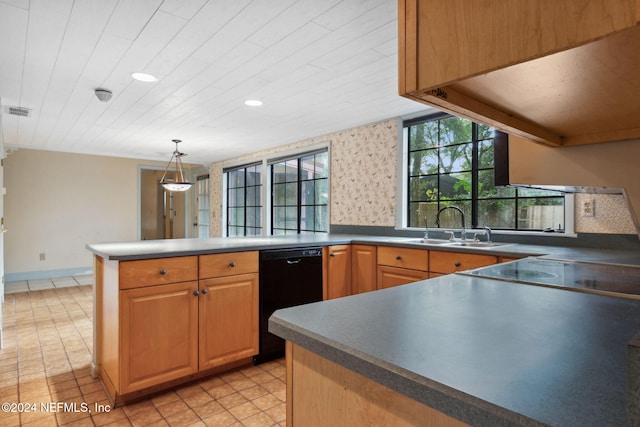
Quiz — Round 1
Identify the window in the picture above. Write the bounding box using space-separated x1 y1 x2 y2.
270 150 328 235
225 163 262 236
405 113 565 231
196 174 210 238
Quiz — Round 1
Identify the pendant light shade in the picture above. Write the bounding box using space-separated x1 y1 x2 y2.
160 139 193 192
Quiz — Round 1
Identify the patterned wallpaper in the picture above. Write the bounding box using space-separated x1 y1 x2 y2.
574 193 637 234
209 118 400 236
209 118 638 237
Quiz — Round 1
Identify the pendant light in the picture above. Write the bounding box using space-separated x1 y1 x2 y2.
159 139 193 192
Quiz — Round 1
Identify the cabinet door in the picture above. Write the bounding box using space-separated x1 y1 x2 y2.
120 281 199 394
199 273 259 370
377 266 429 289
352 245 377 294
323 245 352 300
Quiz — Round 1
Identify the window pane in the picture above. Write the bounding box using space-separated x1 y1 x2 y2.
439 143 472 173
226 164 262 236
518 197 564 230
315 152 328 178
409 149 439 175
410 176 438 202
440 117 472 145
478 199 516 228
246 165 261 185
410 121 440 150
315 179 328 204
478 140 494 169
300 155 315 180
301 180 315 205
301 206 315 231
440 172 471 200
408 202 439 228
436 202 471 228
315 206 327 231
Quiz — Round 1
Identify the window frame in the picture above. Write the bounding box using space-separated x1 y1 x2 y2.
268 148 329 235
223 162 263 237
400 113 573 235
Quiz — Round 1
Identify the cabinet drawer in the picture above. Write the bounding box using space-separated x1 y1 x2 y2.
430 251 497 274
377 246 428 271
377 265 429 289
120 256 198 289
199 251 259 279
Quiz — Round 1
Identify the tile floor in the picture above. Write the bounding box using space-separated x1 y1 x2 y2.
1 279 286 426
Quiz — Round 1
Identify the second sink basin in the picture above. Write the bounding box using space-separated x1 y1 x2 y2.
446 241 513 248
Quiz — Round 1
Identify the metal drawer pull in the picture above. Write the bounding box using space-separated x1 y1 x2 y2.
396 256 402 260
159 269 167 275
193 290 200 296
201 289 208 294
454 262 461 267
229 262 236 268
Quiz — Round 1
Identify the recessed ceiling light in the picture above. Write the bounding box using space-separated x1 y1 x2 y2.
244 99 263 107
131 72 158 82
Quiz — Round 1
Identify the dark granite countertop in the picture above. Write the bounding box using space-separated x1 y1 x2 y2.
86 233 640 265
270 275 640 426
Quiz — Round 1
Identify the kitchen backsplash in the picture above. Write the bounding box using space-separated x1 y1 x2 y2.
209 118 636 237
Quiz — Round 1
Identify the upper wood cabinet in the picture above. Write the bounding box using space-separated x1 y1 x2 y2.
398 0 640 147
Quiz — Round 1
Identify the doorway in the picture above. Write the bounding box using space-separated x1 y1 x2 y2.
140 168 187 240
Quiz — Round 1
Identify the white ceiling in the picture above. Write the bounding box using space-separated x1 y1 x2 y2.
0 0 430 164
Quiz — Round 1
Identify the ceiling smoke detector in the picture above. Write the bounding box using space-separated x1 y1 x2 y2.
94 88 113 102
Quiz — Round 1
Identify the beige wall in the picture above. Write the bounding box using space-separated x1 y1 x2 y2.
3 149 198 278
210 119 400 236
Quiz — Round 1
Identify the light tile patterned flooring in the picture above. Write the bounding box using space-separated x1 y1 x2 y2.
1 279 286 426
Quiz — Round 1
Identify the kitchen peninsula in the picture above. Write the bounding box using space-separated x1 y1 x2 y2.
88 234 640 425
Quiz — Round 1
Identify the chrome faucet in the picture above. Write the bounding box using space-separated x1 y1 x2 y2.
483 226 492 243
436 206 466 240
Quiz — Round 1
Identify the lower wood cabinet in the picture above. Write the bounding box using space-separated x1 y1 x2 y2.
120 281 199 394
96 252 259 404
324 245 352 299
429 251 498 275
351 245 377 294
377 265 429 289
377 246 429 289
199 273 259 370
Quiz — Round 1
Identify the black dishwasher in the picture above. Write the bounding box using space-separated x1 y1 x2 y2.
254 247 323 364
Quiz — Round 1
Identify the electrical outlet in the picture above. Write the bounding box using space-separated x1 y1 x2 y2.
39 253 46 261
581 198 595 217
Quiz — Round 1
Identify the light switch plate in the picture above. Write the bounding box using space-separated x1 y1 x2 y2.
582 198 595 217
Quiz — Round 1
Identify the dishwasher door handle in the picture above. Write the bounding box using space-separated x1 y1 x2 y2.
286 258 302 264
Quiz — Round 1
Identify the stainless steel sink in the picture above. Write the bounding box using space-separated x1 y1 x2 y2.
406 238 514 248
407 238 452 245
446 241 513 248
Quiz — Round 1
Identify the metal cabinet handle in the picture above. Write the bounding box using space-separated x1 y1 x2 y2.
229 262 236 268
201 289 208 294
193 290 200 296
159 269 167 275
454 262 461 267
396 255 402 260
330 252 335 257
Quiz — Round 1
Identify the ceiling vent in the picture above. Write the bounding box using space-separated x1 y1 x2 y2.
7 106 31 117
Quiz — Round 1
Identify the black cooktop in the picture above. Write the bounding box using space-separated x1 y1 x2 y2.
461 257 640 299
